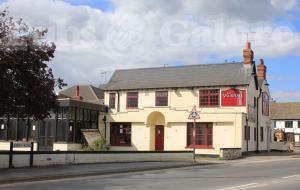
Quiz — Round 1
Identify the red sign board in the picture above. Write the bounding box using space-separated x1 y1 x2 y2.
221 89 246 107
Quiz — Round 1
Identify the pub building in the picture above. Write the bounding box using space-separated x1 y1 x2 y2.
102 42 273 155
0 85 106 151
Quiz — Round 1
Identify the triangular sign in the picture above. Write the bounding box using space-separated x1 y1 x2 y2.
188 106 200 120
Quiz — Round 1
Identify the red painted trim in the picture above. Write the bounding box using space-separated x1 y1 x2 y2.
126 92 138 109
155 91 168 107
155 125 164 151
110 122 132 146
199 89 220 108
186 122 213 148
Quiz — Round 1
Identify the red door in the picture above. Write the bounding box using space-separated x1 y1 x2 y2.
155 125 164 151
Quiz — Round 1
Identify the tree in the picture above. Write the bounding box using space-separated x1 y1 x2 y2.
0 9 66 123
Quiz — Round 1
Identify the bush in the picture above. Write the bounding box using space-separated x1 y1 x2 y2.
82 138 109 151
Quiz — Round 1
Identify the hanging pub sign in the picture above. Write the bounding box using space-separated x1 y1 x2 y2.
221 89 246 106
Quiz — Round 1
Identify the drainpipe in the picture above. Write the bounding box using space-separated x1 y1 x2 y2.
256 88 262 153
246 118 249 152
117 91 120 112
103 115 107 139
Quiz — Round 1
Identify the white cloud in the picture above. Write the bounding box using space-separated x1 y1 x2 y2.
0 0 299 87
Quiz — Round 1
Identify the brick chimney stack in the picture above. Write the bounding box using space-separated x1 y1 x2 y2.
243 42 254 65
73 85 83 100
257 59 267 79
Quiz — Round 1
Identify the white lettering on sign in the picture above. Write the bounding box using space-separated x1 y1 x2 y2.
222 93 243 98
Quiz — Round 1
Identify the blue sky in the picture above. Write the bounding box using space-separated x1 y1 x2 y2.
64 0 114 12
63 0 300 102
0 0 299 102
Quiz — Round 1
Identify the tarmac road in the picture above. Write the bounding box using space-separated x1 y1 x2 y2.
1 157 300 190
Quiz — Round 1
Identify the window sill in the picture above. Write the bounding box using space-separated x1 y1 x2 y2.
126 107 138 110
185 145 214 149
199 106 220 108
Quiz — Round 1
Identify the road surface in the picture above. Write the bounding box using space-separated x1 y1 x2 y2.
1 158 300 190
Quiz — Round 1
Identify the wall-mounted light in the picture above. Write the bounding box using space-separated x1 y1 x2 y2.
32 125 36 131
69 126 73 131
1 124 4 130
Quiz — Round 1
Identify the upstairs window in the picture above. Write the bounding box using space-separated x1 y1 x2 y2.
127 92 138 108
285 121 293 128
199 89 219 107
156 91 168 106
262 92 269 116
109 93 116 109
298 121 300 128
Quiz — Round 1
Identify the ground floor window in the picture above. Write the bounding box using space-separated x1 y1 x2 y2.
187 123 213 148
110 123 131 146
260 127 264 142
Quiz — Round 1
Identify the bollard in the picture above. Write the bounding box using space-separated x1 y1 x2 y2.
9 141 13 168
29 142 34 167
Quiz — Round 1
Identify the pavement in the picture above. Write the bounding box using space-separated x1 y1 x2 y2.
1 151 300 189
0 161 201 185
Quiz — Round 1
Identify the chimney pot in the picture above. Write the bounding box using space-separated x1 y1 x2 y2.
259 59 264 65
243 42 254 65
246 42 251 49
257 59 267 80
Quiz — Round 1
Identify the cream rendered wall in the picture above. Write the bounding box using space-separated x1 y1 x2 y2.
109 113 244 155
131 123 150 150
164 122 187 151
104 87 249 115
105 85 252 155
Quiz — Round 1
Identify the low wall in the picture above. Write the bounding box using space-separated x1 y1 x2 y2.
220 148 242 160
270 142 288 151
53 143 82 151
0 151 193 168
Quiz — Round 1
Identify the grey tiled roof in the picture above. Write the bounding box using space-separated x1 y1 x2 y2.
270 102 300 120
104 62 253 90
59 85 104 104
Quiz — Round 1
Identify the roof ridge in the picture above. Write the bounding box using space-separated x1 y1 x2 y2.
114 62 243 72
272 102 300 104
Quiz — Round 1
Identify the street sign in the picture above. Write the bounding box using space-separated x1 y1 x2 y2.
188 106 200 120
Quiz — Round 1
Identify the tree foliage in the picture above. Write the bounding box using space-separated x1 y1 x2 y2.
0 9 66 120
